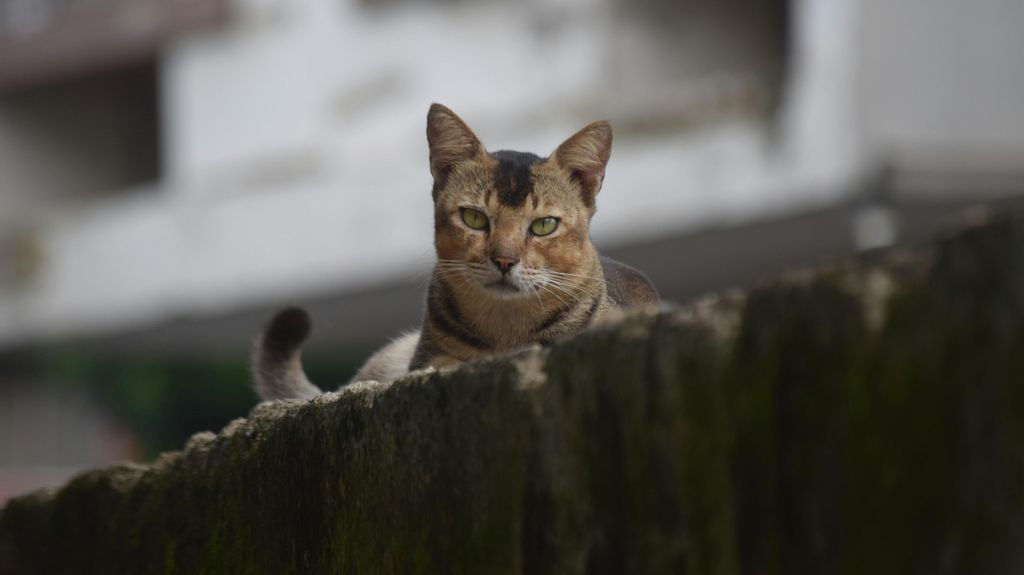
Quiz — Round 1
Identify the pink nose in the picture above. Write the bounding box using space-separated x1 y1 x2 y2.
491 257 519 274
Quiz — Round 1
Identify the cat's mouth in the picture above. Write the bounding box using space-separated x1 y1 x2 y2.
485 277 523 295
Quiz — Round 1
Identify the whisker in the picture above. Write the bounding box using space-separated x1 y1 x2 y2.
544 272 598 282
539 284 570 308
530 283 547 313
541 274 598 290
542 280 588 307
548 278 602 304
543 274 596 291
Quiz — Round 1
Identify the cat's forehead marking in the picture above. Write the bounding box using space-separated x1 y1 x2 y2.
491 150 545 208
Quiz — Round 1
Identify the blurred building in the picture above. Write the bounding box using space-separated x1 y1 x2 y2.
1 0 1024 497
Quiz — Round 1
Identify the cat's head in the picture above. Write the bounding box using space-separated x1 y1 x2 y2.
426 103 611 300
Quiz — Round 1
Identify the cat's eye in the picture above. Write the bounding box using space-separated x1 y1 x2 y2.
460 208 489 230
530 217 559 236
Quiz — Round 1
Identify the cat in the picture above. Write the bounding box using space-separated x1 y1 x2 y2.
252 103 658 401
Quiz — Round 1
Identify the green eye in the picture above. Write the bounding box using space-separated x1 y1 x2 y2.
460 207 489 230
530 217 559 236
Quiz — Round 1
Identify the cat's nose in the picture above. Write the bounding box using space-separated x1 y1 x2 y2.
491 257 519 274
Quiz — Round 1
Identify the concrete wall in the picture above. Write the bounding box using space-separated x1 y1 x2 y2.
3 212 1023 573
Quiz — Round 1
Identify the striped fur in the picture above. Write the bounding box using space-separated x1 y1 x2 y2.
252 104 657 401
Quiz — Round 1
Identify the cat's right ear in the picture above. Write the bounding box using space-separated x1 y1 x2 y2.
426 104 485 195
551 120 612 208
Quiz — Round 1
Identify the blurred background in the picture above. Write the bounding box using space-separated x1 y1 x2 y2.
1 0 1023 503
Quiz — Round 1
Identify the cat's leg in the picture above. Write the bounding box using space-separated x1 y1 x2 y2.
418 353 464 373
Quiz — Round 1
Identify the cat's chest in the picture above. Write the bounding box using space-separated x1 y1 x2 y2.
466 306 546 349
463 291 611 349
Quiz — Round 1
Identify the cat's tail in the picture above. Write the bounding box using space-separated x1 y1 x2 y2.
251 307 323 401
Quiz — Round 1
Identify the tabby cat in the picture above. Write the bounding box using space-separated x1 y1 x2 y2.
252 104 658 400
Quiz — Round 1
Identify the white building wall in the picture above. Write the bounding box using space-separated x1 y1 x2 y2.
858 0 1024 162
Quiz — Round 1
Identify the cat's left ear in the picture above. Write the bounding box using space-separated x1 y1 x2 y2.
551 121 612 207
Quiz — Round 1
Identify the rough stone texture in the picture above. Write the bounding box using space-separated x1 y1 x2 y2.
2 214 1024 574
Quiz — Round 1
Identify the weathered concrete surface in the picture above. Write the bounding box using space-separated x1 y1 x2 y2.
2 214 1024 574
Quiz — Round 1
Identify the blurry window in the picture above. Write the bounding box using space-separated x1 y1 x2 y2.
0 0 227 92
0 0 226 207
607 0 790 130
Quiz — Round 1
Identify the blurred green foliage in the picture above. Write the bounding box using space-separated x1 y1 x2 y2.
32 350 363 459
